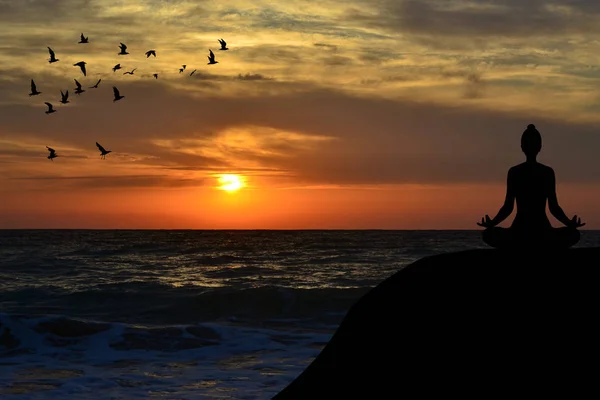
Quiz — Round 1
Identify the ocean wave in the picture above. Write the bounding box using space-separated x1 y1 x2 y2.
0 312 331 363
0 311 330 399
1 285 368 325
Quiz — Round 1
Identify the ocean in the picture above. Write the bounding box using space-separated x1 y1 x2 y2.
2 229 599 399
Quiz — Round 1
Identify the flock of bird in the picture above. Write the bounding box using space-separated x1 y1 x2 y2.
31 33 230 161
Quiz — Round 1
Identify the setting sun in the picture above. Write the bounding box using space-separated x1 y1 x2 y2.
217 174 245 192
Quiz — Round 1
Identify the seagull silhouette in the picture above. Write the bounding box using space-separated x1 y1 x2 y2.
145 50 156 58
74 79 85 95
153 73 158 79
89 79 101 88
29 79 41 96
44 102 56 114
123 68 137 75
47 47 59 63
60 89 69 104
112 63 122 72
118 42 129 55
179 64 186 73
46 146 57 161
207 49 218 65
96 142 112 159
218 39 228 50
113 86 124 102
78 33 88 43
73 61 87 76
189 69 197 76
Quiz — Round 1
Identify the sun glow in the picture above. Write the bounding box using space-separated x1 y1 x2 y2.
217 174 245 192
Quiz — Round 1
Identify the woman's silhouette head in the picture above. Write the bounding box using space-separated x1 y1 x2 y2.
521 124 542 157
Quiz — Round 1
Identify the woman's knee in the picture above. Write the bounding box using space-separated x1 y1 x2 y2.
482 227 503 247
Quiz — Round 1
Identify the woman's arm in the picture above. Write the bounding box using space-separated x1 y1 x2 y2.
489 168 515 226
547 168 572 226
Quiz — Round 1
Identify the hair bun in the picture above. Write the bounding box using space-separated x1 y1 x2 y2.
527 124 536 130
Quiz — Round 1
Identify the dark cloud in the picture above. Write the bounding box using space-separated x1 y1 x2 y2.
313 43 338 52
323 56 354 66
236 73 273 81
9 174 203 189
463 72 486 99
346 0 600 38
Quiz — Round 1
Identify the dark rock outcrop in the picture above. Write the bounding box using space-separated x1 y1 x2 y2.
273 248 600 399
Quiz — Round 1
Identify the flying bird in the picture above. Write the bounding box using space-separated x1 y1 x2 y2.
78 33 88 43
46 146 57 161
44 102 56 114
60 90 69 104
207 49 218 65
74 79 85 95
152 73 158 79
47 47 59 63
179 64 186 73
145 50 156 58
123 68 137 75
73 61 87 76
112 86 124 102
218 39 228 50
29 79 41 96
189 69 197 76
112 63 122 72
118 42 129 55
96 142 112 159
89 79 101 88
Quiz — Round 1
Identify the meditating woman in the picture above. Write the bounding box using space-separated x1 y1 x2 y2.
477 124 584 249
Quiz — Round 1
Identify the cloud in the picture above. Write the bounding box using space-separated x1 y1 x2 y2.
236 73 273 81
8 174 203 189
347 0 600 38
2 0 600 195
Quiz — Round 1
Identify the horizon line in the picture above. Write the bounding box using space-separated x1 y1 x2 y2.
1 228 598 231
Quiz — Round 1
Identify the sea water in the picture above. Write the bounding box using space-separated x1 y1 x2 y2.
2 230 598 399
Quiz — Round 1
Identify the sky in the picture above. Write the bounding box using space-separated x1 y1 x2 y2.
2 0 600 229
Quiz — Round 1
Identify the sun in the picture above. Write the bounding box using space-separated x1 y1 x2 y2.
217 174 245 192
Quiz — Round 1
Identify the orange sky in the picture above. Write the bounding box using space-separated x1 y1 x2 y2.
2 0 600 229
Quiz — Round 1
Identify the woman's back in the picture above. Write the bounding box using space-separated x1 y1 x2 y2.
510 161 553 230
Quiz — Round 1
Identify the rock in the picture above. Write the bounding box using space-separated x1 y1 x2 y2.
273 248 600 399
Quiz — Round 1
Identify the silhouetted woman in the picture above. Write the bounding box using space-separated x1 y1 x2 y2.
477 124 584 249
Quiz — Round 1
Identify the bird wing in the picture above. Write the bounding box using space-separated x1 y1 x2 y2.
74 79 81 89
44 102 52 109
65 89 69 98
132 68 137 73
209 49 214 57
60 90 65 98
221 39 226 46
31 80 36 91
48 47 55 57
113 86 120 97
80 33 85 40
96 142 106 152
95 79 101 86
47 146 55 152
120 42 127 50
81 64 86 76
